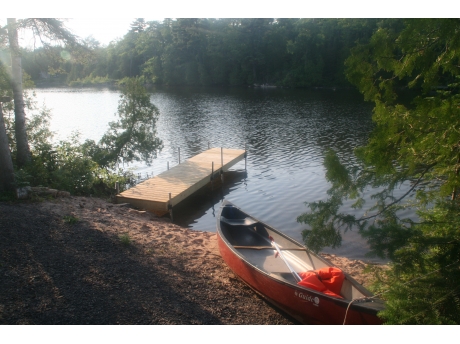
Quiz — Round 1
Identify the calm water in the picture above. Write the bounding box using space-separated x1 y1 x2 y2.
35 86 392 262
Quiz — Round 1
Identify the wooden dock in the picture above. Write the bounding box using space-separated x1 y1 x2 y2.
116 147 246 215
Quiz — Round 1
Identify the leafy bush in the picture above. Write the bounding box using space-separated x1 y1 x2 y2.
2 77 158 198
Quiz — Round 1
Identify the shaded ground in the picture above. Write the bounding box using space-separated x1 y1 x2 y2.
0 196 379 325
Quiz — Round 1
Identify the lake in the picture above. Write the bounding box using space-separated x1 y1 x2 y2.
35 86 390 262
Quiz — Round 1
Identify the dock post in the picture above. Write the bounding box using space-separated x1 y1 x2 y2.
211 161 214 190
168 193 173 221
221 147 223 170
167 161 169 170
178 148 181 164
221 147 224 182
208 142 210 149
244 143 247 171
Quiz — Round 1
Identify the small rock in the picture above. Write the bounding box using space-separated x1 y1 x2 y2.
16 186 32 199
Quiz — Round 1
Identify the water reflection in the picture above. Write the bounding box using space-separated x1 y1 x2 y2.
35 86 388 262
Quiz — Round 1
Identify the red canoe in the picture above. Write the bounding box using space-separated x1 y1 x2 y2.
216 200 385 325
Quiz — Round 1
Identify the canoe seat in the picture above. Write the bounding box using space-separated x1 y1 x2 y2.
220 216 258 227
220 221 271 247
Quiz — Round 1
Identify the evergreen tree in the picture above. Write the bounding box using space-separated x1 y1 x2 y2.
297 19 460 324
130 18 146 34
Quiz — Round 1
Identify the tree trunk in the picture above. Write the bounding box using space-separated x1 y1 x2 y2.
7 18 31 168
0 103 15 192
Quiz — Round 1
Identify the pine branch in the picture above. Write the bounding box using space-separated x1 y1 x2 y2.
358 164 434 222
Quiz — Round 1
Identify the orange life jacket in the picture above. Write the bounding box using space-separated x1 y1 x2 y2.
297 267 345 298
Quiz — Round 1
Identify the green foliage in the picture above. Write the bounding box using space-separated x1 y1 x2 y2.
16 77 162 196
63 215 79 224
1 73 159 197
20 130 134 196
20 19 381 88
119 233 131 247
13 169 32 188
297 19 460 324
47 139 138 197
91 76 163 168
50 134 100 194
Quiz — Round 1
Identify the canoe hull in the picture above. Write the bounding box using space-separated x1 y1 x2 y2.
216 200 384 325
217 234 381 325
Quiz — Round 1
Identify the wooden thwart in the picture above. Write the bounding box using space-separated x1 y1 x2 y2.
116 147 245 216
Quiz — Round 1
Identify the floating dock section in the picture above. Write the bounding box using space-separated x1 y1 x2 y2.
116 147 246 216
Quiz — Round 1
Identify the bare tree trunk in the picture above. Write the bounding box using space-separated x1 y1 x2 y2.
7 18 31 168
0 102 15 192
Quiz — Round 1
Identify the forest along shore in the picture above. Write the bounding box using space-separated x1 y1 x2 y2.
0 196 382 325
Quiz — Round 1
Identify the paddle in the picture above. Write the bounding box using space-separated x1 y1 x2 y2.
233 245 306 250
269 236 302 282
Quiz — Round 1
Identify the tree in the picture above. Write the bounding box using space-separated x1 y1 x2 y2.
0 98 15 193
4 18 79 168
19 19 385 88
85 77 163 169
0 56 15 193
7 18 30 167
129 18 146 34
297 19 460 324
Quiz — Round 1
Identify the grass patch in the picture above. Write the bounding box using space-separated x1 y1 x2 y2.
63 215 79 224
119 233 131 247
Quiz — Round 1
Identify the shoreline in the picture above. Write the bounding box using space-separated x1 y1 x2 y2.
0 195 383 324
